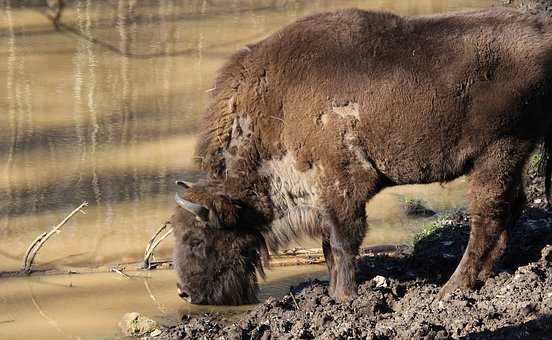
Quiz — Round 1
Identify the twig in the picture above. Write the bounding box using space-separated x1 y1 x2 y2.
269 116 285 123
0 319 15 324
290 291 300 310
146 260 173 267
143 222 169 259
143 222 173 269
111 267 131 279
21 202 88 274
21 232 47 270
143 229 173 269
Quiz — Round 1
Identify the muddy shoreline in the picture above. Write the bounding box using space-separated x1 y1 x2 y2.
129 164 552 340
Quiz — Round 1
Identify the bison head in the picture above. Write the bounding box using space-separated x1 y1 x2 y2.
171 181 268 305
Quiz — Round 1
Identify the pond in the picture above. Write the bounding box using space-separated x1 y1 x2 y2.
0 0 493 338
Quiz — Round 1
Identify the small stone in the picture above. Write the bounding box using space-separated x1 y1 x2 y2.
534 198 542 204
373 275 388 288
541 245 552 263
150 329 162 337
520 302 537 316
403 199 436 217
118 312 158 337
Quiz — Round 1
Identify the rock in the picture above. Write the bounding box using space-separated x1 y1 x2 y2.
150 329 163 337
118 312 158 337
541 245 552 263
403 198 436 217
373 275 388 288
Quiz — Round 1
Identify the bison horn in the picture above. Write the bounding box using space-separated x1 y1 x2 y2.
175 180 195 189
175 193 209 222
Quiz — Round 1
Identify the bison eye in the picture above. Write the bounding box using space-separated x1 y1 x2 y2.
189 238 203 248
188 238 207 258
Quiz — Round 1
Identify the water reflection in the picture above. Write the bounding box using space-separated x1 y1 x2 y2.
0 0 491 273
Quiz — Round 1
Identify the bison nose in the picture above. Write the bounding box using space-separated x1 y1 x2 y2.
177 284 192 303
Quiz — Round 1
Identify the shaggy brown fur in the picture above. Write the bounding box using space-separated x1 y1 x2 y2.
172 7 552 305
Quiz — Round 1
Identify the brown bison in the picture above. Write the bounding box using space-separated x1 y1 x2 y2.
171 7 552 305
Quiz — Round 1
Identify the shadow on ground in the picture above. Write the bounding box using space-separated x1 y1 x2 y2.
462 314 552 339
357 207 552 286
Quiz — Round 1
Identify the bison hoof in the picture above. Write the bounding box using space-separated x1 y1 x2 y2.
437 283 458 300
438 276 473 300
330 288 358 303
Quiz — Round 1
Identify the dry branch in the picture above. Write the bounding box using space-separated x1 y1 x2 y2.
111 267 131 279
143 222 173 269
21 201 88 274
290 291 300 310
21 232 47 269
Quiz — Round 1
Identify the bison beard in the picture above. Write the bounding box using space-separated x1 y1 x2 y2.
171 7 552 305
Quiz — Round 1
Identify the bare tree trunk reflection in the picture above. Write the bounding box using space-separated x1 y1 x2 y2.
2 0 17 235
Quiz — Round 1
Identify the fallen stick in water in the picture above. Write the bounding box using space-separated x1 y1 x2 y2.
143 222 173 269
21 201 88 274
111 267 131 279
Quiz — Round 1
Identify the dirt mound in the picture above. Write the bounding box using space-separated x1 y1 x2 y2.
146 207 552 340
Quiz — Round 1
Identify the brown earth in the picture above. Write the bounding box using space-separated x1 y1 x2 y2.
136 164 552 340
508 0 552 16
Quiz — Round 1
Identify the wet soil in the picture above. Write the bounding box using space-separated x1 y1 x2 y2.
510 0 552 16
140 167 552 340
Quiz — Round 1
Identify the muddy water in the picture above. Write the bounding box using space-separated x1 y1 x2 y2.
1 0 491 338
0 265 328 339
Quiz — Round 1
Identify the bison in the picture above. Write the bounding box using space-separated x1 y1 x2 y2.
171 7 552 305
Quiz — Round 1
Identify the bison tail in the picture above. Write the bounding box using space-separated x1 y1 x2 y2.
540 133 552 205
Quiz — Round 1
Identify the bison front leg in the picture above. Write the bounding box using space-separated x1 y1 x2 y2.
439 140 531 299
323 190 373 302
328 218 364 302
320 153 382 302
322 239 338 296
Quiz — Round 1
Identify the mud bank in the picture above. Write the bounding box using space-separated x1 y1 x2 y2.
136 203 551 340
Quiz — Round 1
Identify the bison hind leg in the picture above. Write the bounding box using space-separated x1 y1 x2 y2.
476 186 525 281
322 239 337 296
439 139 532 299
